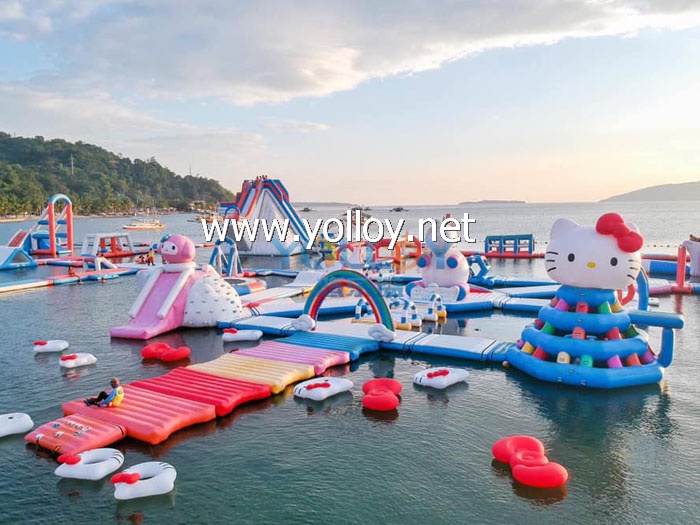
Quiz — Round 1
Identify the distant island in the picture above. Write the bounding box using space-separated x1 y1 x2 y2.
602 181 700 202
0 132 235 215
459 200 526 205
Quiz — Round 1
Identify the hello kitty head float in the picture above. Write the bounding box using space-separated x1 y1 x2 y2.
417 223 469 287
159 234 196 264
546 213 643 290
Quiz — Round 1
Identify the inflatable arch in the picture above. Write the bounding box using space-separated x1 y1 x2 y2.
303 269 394 330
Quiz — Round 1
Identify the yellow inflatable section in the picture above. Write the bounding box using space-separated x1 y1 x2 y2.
188 353 314 394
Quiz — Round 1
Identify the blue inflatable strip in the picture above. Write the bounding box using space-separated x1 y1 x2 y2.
404 333 499 361
627 310 685 329
378 274 422 284
485 341 516 362
539 306 631 334
52 276 81 285
443 299 494 313
220 316 296 336
505 347 663 388
521 326 648 360
498 298 547 313
497 285 558 298
646 259 690 277
280 332 379 360
83 273 120 281
555 286 617 308
493 277 556 287
379 332 428 352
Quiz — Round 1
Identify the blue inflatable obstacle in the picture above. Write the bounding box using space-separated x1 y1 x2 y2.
505 286 683 388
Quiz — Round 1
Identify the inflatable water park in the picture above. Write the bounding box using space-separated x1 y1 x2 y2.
1 179 698 519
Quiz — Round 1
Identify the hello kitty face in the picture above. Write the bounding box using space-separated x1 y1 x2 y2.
417 245 470 287
159 234 196 264
545 213 643 290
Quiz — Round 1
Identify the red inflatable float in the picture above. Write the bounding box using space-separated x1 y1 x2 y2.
361 378 402 411
492 435 545 463
492 435 568 489
512 462 569 489
362 378 402 396
141 343 191 362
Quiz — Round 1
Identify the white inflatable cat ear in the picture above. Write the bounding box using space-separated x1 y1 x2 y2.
550 218 579 239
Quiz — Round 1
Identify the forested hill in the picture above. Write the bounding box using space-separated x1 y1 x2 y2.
0 132 236 214
601 181 700 202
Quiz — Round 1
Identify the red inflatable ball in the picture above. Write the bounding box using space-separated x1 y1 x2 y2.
512 462 569 489
492 435 545 464
362 378 402 396
362 389 400 411
141 343 191 362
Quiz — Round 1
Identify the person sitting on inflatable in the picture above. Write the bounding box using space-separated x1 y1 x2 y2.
84 377 124 407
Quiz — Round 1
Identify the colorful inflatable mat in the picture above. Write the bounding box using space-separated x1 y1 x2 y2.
235 340 351 375
24 413 126 455
130 368 271 417
188 353 315 394
277 332 379 360
62 385 216 445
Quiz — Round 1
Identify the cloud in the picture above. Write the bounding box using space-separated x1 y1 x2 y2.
262 118 330 133
0 84 265 179
2 1 699 105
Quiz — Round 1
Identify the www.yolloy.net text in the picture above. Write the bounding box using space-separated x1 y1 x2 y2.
202 211 476 250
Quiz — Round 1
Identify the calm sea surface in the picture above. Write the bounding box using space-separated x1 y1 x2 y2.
0 201 699 524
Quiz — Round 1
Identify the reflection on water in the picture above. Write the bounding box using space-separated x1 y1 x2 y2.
511 375 677 519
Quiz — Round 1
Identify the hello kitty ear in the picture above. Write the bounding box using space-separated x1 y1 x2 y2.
550 218 578 239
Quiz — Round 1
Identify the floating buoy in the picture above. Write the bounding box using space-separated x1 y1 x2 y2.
59 353 97 369
0 413 34 438
361 378 402 411
512 462 569 489
492 435 545 464
293 377 353 401
222 328 263 342
141 343 191 362
413 367 469 389
55 448 124 480
492 435 569 489
33 340 69 353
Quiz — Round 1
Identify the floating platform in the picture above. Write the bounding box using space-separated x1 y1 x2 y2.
62 385 216 445
188 353 315 394
25 413 126 455
131 368 271 417
235 340 351 375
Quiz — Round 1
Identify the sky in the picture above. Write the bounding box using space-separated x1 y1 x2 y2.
0 1 699 205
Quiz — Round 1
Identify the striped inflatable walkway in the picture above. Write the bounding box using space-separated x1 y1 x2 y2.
26 314 509 455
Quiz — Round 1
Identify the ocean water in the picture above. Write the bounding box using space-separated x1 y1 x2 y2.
0 202 699 525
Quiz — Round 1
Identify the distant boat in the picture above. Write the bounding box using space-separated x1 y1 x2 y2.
188 210 220 223
391 206 406 212
123 216 166 230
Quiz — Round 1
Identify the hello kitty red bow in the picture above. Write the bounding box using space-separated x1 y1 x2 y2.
595 213 643 253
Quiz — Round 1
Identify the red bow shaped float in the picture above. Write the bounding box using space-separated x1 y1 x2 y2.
361 378 402 411
141 343 191 363
596 213 643 253
492 435 569 489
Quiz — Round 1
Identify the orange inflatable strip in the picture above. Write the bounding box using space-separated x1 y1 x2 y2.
62 385 216 445
131 368 271 417
24 413 126 455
